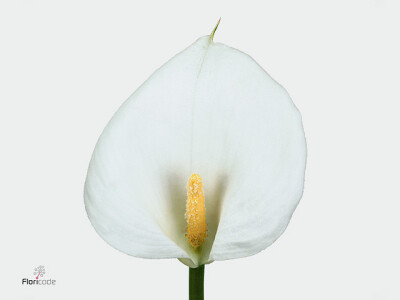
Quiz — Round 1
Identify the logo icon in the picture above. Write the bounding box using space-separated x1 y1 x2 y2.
33 265 45 279
22 265 56 286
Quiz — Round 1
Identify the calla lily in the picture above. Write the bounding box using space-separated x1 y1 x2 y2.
84 21 306 298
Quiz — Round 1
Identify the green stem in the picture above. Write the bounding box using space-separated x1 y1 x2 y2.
189 265 205 300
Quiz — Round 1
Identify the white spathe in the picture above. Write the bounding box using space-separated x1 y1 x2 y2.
84 34 306 268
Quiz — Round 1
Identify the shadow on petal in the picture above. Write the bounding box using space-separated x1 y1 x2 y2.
200 174 229 264
161 171 188 253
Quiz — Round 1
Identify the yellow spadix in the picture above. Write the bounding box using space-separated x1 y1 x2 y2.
185 174 207 249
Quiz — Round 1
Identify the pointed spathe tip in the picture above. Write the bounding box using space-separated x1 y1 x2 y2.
210 18 221 41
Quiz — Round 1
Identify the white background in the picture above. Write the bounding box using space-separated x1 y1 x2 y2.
1 0 399 299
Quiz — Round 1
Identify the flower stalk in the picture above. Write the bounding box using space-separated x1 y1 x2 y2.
189 265 205 300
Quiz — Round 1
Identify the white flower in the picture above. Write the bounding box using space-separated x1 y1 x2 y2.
84 25 306 268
